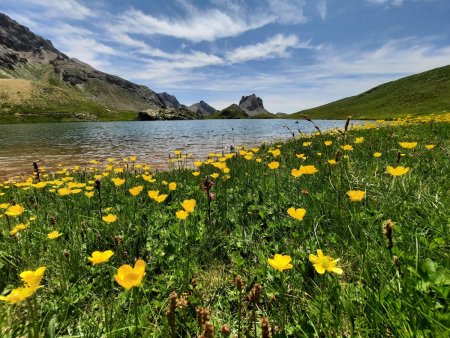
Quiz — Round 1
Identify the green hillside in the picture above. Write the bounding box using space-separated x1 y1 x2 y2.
292 65 450 120
209 104 249 119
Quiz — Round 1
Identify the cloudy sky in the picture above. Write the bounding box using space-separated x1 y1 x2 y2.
1 0 449 113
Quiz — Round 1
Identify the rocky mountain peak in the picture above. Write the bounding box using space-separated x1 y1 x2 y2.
238 93 270 116
0 13 65 57
188 100 217 116
157 92 183 109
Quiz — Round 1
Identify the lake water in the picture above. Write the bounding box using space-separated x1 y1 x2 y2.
0 119 365 179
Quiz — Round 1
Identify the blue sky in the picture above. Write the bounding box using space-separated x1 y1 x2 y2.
1 0 450 113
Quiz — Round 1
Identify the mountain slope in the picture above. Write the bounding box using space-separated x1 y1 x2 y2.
0 12 186 122
292 65 450 119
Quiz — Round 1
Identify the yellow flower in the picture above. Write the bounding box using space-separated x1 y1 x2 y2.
386 166 410 176
328 159 337 165
211 173 220 179
354 137 364 144
309 250 343 275
324 140 333 146
303 142 312 147
129 156 137 162
58 187 71 196
268 254 293 272
269 149 281 157
299 165 318 175
425 144 435 150
114 259 146 289
296 154 307 160
20 267 46 289
47 230 62 239
399 142 417 149
290 168 300 178
182 199 196 213
168 182 177 191
102 214 117 223
142 174 156 183
176 210 188 220
223 167 230 174
0 203 10 209
5 204 25 217
0 286 37 304
341 145 353 151
346 190 366 202
9 223 29 236
373 152 382 158
85 191 94 198
268 161 280 170
129 186 144 196
88 250 114 265
33 181 48 189
194 161 203 167
287 207 306 221
112 178 125 186
192 171 200 176
148 190 167 203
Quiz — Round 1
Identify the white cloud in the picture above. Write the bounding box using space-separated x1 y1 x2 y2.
115 8 272 43
366 0 404 6
317 0 327 20
226 34 303 63
266 0 308 24
9 0 95 19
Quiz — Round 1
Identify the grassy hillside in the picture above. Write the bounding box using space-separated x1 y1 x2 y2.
209 104 249 119
0 78 137 123
292 65 450 120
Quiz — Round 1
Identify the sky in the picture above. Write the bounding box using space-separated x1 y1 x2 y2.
1 0 450 113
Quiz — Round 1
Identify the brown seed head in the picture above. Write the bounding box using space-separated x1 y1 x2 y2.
235 275 243 291
261 317 272 338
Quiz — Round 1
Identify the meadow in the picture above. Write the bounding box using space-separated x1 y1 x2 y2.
0 114 449 337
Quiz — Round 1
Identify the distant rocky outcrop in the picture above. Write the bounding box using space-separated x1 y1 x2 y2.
137 107 203 121
188 100 217 116
238 94 271 117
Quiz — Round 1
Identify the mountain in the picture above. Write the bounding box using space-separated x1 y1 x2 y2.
238 94 271 117
0 12 194 122
212 104 249 119
188 100 217 116
292 65 450 120
157 92 183 109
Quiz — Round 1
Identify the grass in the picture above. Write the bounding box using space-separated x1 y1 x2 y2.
0 113 449 337
292 65 450 120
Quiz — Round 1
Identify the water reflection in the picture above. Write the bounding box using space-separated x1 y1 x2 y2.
0 119 365 179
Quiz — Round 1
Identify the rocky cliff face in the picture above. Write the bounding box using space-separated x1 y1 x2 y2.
157 92 183 109
238 94 270 116
0 12 172 113
188 100 217 115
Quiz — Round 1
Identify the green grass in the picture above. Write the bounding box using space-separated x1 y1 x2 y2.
0 114 449 337
292 65 450 120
